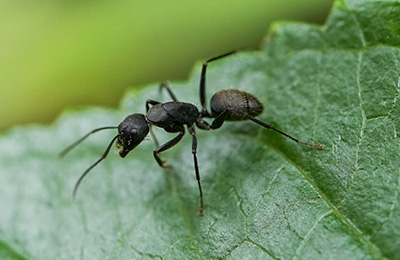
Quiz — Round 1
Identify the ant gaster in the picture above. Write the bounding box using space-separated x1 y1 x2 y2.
61 51 323 216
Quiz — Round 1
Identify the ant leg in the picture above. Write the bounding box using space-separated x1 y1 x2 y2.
149 126 160 148
188 125 204 216
146 99 162 147
146 99 161 112
153 128 185 168
196 118 211 130
160 82 179 102
210 110 229 129
200 51 236 117
250 117 324 149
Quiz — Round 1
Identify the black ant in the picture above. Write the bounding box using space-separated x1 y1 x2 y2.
61 51 323 216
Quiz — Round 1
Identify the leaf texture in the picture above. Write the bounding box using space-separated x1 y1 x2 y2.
0 0 399 259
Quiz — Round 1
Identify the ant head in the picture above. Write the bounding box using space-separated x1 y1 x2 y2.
61 113 149 199
116 113 149 158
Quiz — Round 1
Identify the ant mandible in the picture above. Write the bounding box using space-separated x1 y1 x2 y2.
61 51 323 216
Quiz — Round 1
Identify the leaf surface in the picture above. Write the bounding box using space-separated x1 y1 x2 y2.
1 0 400 259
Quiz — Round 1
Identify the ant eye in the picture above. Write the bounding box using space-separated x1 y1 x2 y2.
118 130 126 138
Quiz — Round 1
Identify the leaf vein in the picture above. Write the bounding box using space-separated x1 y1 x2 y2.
168 170 204 260
240 131 384 259
371 168 400 240
0 240 29 260
338 51 366 207
218 177 249 235
344 1 367 47
246 238 279 260
251 165 284 216
292 210 333 260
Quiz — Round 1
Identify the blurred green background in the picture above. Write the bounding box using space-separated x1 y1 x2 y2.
0 0 333 131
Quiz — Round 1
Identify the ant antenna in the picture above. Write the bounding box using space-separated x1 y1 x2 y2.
59 126 118 157
250 117 324 149
72 134 120 199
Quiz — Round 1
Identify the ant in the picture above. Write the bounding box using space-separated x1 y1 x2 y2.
61 51 323 216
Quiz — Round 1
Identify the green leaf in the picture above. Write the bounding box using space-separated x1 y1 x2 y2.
1 0 400 259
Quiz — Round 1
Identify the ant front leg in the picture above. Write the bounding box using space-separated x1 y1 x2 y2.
160 82 179 102
187 125 204 216
153 128 185 168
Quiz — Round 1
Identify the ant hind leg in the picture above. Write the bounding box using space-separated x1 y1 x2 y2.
210 110 229 129
250 117 324 149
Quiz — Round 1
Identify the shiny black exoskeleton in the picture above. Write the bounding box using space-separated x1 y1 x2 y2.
61 51 323 216
210 89 264 120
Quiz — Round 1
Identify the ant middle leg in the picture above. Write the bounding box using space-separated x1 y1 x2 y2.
153 128 185 168
187 125 204 216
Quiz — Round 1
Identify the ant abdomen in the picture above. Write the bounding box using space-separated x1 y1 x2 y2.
210 89 264 120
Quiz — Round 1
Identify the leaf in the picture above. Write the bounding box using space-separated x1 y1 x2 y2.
1 0 400 259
